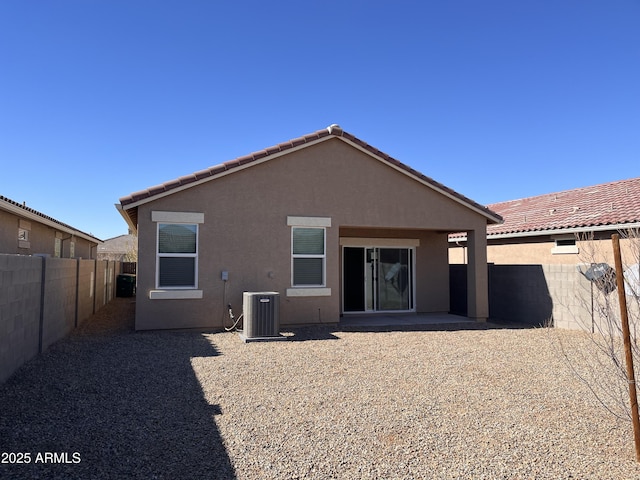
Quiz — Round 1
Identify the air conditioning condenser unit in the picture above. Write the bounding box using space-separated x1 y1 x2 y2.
239 292 287 342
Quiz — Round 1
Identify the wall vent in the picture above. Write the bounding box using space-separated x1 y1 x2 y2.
239 292 286 342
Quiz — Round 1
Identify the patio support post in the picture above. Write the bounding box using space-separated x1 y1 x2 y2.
466 228 488 321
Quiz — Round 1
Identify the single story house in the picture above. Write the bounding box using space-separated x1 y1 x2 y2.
449 177 640 266
0 195 101 259
117 125 502 331
97 232 137 263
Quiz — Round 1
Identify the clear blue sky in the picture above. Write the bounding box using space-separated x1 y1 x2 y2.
1 1 638 240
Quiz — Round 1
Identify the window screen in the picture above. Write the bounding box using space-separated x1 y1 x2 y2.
157 223 198 288
159 224 197 253
159 257 196 287
292 227 325 286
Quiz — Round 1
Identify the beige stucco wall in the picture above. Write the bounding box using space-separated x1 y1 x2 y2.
133 138 490 330
450 235 638 266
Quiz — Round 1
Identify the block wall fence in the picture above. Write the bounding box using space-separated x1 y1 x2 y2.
0 255 121 383
451 263 637 331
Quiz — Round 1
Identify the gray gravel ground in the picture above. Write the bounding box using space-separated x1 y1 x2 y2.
2 298 640 479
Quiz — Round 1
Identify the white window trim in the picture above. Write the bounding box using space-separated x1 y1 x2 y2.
152 211 204 299
152 211 205 224
150 290 203 300
287 216 331 227
18 227 30 249
551 245 579 255
288 216 331 296
291 226 326 288
339 237 420 247
156 222 199 289
286 287 331 297
551 235 579 255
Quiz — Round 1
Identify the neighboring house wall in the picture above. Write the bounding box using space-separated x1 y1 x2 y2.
450 177 640 267
0 200 100 259
450 233 637 266
132 137 492 330
0 255 119 384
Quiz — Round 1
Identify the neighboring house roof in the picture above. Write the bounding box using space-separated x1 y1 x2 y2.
482 177 640 240
117 124 502 231
0 195 102 243
97 234 136 256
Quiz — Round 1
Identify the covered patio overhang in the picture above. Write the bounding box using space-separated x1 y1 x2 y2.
337 225 490 322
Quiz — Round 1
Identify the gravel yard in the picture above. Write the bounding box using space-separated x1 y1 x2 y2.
2 298 640 479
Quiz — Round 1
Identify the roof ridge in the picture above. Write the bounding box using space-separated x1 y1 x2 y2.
485 176 640 236
488 176 640 208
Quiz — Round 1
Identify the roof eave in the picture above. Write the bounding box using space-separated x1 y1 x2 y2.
115 203 138 235
449 221 640 242
0 197 102 244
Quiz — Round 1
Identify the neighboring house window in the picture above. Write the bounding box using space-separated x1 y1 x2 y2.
551 237 579 255
157 223 198 288
292 227 326 286
18 220 31 249
54 237 61 258
18 227 30 249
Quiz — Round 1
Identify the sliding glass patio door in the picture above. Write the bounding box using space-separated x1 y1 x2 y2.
343 246 414 312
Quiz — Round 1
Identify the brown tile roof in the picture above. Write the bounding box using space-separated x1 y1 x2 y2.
486 177 640 237
118 125 502 225
0 195 102 243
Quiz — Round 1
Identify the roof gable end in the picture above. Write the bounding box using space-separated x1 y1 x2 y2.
118 125 502 227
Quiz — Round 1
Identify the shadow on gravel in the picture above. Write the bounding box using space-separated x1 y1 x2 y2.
283 325 341 342
281 319 536 340
0 298 236 480
337 321 538 333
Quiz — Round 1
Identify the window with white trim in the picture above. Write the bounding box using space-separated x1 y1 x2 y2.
18 227 30 249
292 227 326 286
157 223 198 288
551 236 579 255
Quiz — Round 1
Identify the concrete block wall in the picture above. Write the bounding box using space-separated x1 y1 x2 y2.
41 258 78 351
489 265 553 326
542 264 593 330
451 263 616 330
0 254 121 384
95 261 107 311
106 261 115 304
0 255 42 385
77 259 96 327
